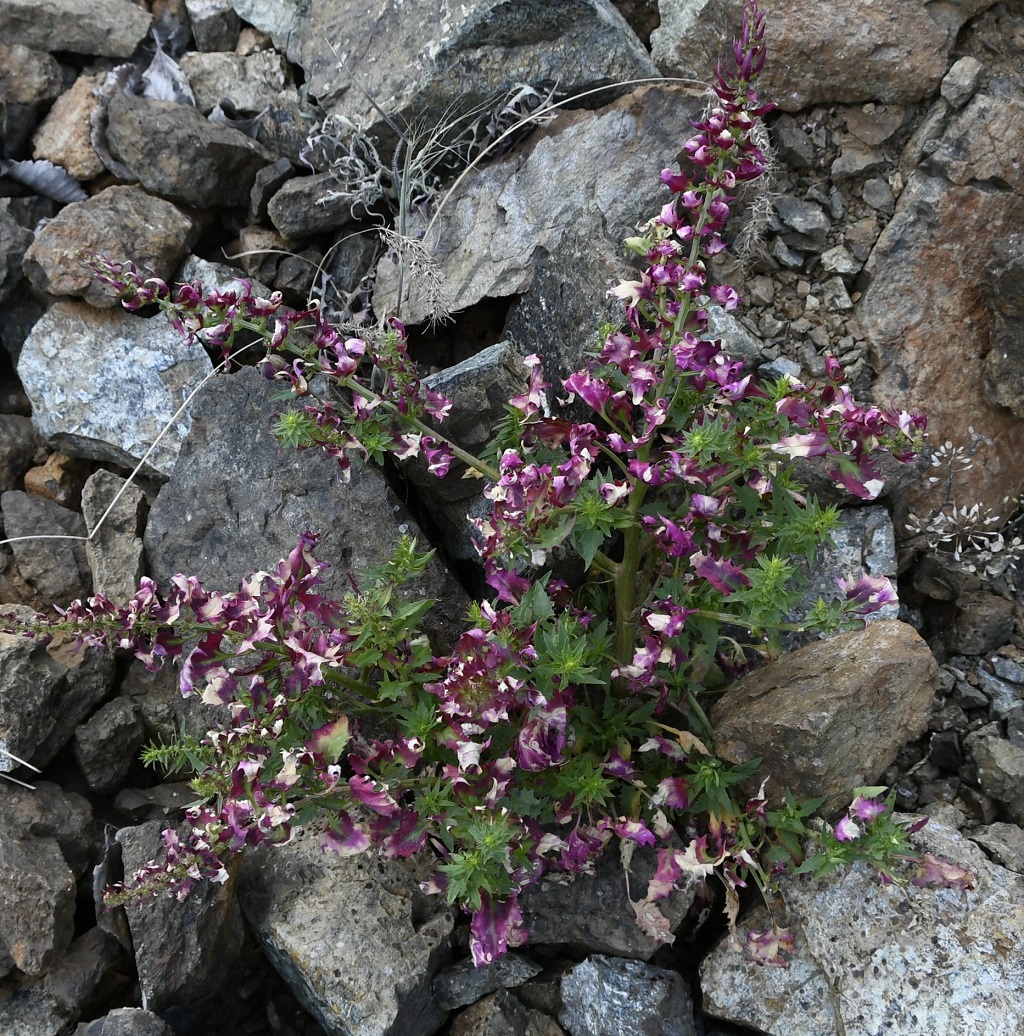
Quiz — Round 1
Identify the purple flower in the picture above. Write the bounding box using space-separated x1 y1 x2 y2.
470 893 528 966
850 795 888 822
837 574 898 614
320 813 371 856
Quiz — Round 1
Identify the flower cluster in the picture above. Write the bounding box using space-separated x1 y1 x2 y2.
5 2 971 971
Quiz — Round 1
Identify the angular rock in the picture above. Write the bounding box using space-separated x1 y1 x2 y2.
179 50 294 115
23 452 92 510
22 185 201 307
558 955 696 1036
104 92 276 208
449 990 529 1036
116 820 245 1012
519 843 696 961
81 469 146 604
0 414 45 494
863 119 1024 528
942 55 985 109
710 620 938 813
31 72 106 182
967 734 1024 825
266 171 361 238
299 0 656 145
375 85 704 382
72 697 145 794
983 232 1024 419
0 42 63 109
700 813 1024 1036
0 207 33 307
228 0 307 59
0 491 91 605
651 0 997 111
946 591 1016 655
0 818 76 976
0 605 114 770
43 927 128 1017
0 780 97 880
434 953 543 1011
186 0 241 51
18 300 214 477
0 0 152 58
238 837 454 1036
73 1007 174 1036
143 366 470 648
0 981 76 1036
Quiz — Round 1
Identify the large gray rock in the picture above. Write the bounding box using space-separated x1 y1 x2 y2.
238 836 454 1036
0 780 97 881
558 955 696 1036
81 469 146 605
116 821 246 1013
700 812 1024 1036
143 366 470 648
295 0 655 143
0 818 76 977
0 491 91 605
0 606 115 770
0 0 152 57
710 620 938 814
374 85 704 382
22 186 201 308
651 0 997 111
18 300 214 478
104 92 277 208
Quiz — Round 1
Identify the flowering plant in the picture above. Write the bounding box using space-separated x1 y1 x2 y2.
4 2 965 967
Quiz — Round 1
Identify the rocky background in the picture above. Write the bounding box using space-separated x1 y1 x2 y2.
3 0 1024 1034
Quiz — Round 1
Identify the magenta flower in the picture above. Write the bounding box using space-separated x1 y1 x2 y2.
833 814 861 842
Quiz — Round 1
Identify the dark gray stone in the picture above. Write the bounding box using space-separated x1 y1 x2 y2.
72 697 146 794
104 92 277 208
73 1008 174 1036
116 820 245 1012
434 953 543 1011
143 366 470 649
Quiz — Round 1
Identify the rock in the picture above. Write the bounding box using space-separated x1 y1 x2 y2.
946 591 1015 655
0 605 114 769
976 668 1022 718
31 72 106 182
266 170 362 238
72 697 145 794
22 186 202 308
434 953 543 1011
863 81 1024 528
710 620 938 813
0 982 76 1036
0 780 97 880
0 208 34 307
983 233 1024 419
942 55 986 109
774 194 829 246
81 469 146 604
449 989 530 1036
0 42 63 109
967 734 1024 825
299 0 656 146
375 85 704 382
227 0 307 59
651 0 996 111
769 114 816 169
969 822 1024 873
104 92 277 208
43 927 128 1017
842 103 907 147
0 0 152 58
18 300 214 477
73 1008 174 1036
238 836 454 1036
116 820 246 1013
558 955 696 1036
23 452 92 510
178 50 294 115
0 817 76 976
185 0 241 52
0 414 45 494
519 843 696 961
143 366 470 649
700 813 1024 1036
112 783 196 825
0 491 92 605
